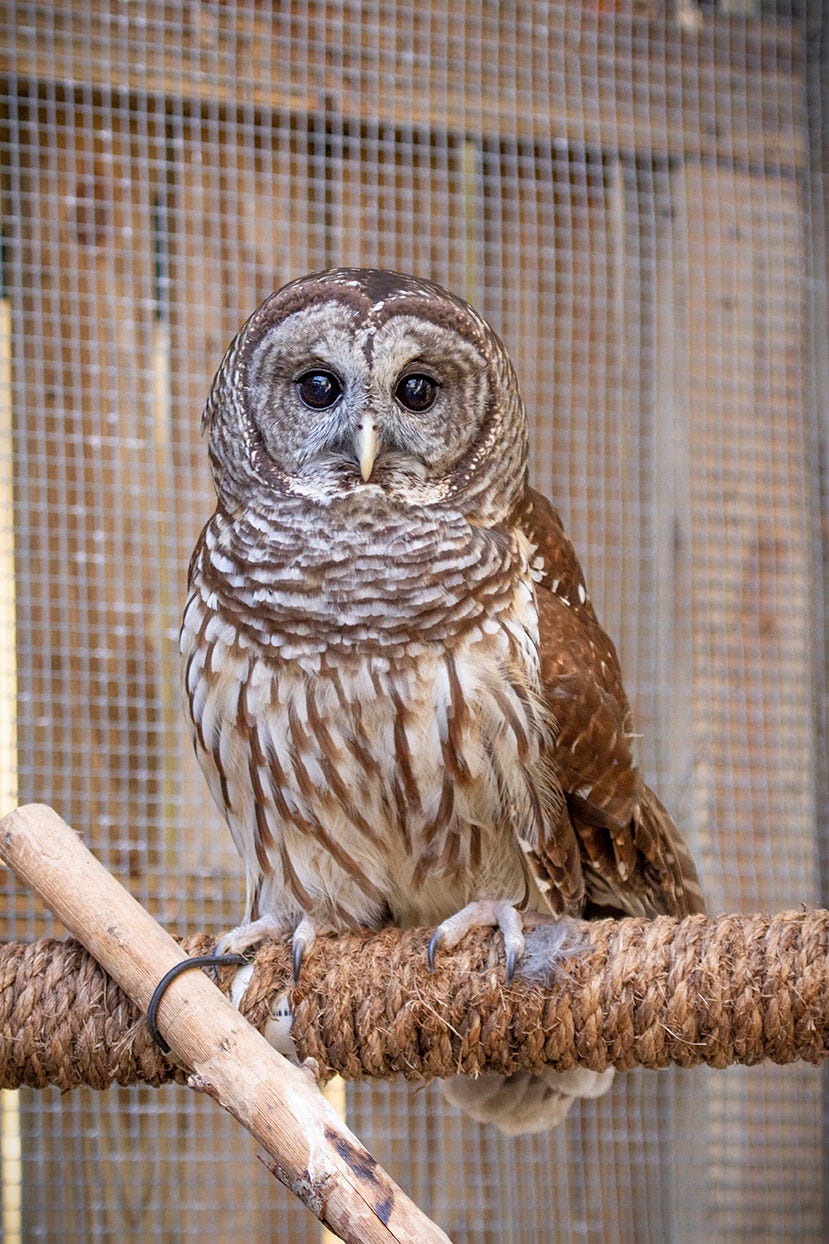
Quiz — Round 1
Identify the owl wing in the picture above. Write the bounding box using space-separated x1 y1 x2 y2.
515 486 705 919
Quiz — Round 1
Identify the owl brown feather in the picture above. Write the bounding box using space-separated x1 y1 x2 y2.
182 267 704 1133
516 486 705 919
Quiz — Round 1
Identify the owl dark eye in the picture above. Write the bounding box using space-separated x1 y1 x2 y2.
395 373 438 413
296 369 342 409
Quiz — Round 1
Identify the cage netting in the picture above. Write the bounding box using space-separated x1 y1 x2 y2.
0 3 826 1240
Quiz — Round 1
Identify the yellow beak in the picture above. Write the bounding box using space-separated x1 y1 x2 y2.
355 418 381 481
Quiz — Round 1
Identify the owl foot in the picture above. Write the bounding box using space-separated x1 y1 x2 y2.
215 915 289 958
217 913 319 982
428 901 525 983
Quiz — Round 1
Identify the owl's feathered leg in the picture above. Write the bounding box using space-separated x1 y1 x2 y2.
428 900 526 982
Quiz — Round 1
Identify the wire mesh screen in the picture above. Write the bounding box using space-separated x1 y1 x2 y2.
0 2 826 1240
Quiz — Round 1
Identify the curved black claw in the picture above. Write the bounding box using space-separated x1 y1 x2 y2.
292 938 305 984
427 927 445 972
290 915 318 983
505 944 520 985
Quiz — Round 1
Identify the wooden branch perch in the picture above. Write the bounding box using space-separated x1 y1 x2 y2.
0 804 451 1244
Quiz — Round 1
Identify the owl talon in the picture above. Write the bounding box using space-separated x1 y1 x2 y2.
291 915 318 982
292 939 305 982
428 901 526 981
505 943 520 985
427 927 445 972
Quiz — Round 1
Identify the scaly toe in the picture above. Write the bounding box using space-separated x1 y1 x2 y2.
216 915 287 958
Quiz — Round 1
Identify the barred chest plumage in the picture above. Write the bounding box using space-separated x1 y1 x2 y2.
180 501 557 933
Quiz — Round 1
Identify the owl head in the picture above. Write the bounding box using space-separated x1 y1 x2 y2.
203 268 529 525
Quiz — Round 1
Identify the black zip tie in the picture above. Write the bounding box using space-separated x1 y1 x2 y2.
147 953 248 1054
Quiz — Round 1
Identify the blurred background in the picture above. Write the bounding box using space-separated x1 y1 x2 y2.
0 2 826 1240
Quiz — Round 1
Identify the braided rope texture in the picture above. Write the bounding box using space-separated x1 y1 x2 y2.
0 912 825 1092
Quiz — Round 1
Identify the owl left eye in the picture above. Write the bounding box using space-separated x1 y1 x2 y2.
296 369 342 410
394 373 438 412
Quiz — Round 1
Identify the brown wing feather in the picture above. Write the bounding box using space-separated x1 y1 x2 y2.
515 486 705 918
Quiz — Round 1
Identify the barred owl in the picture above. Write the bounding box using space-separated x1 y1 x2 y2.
181 268 704 1134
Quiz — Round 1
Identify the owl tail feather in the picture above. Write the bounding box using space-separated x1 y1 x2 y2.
440 1066 615 1135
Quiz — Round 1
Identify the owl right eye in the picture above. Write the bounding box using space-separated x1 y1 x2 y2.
296 369 342 410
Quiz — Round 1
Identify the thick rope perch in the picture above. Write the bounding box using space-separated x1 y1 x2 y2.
0 907 825 1089
246 907 829 1077
1 806 826 1244
0 805 826 1244
0 911 826 1093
